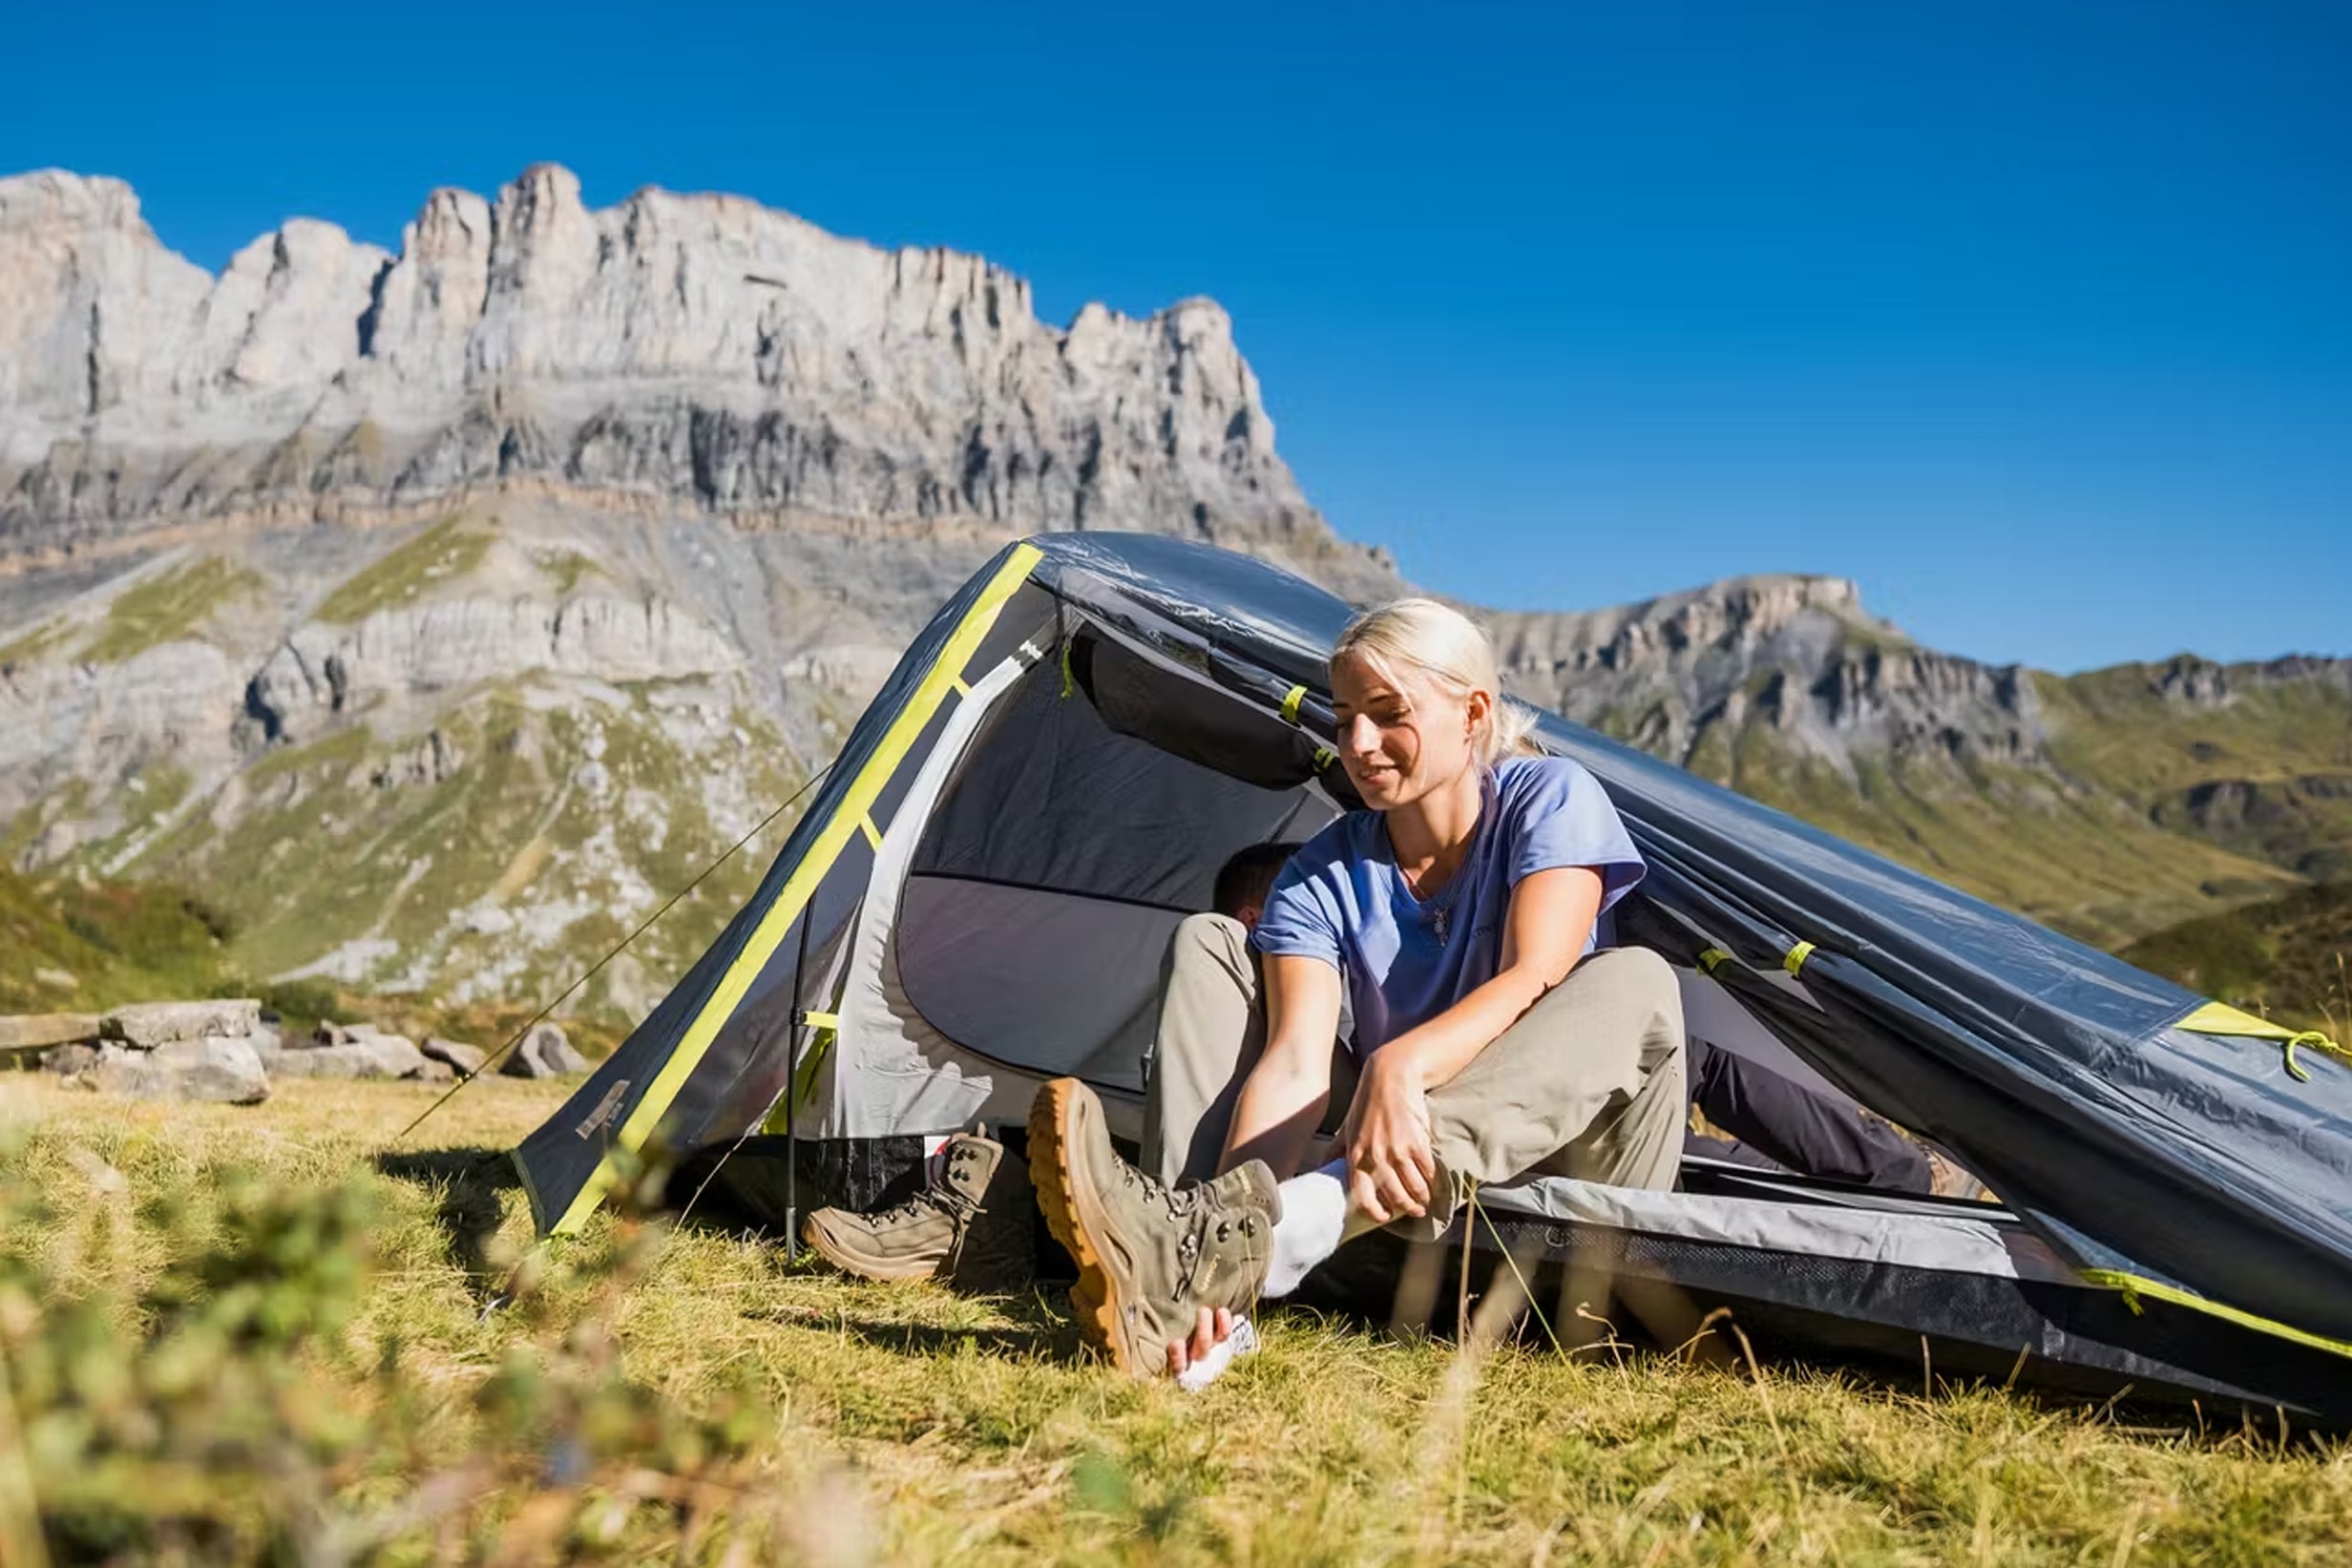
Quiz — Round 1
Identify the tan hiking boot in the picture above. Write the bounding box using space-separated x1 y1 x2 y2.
1027 1077 1280 1379
800 1133 1033 1288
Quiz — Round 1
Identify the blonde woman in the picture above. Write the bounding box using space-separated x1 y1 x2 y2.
1029 598 1688 1385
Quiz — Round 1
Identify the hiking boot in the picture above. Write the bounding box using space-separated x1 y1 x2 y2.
800 1133 1034 1289
1027 1077 1280 1379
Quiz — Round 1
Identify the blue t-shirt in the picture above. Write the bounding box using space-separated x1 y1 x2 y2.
1250 756 1646 1056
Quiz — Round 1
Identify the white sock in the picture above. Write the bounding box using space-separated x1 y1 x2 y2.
1176 1161 1362 1392
1262 1160 1354 1298
1174 1314 1260 1391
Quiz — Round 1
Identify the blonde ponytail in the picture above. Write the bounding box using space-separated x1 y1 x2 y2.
1332 598 1539 766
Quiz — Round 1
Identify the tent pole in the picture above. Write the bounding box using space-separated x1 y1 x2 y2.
785 903 814 1263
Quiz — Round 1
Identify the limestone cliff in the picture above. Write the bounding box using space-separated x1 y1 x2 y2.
0 165 1379 588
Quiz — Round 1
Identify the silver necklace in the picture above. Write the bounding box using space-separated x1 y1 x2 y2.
1411 857 1464 947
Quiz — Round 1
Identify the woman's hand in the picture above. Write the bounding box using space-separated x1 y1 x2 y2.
1341 1047 1437 1223
1167 1307 1233 1377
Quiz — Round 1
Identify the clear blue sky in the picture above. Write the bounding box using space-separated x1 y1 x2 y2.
8 1 2347 672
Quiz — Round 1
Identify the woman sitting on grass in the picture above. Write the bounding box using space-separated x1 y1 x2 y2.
1028 597 1689 1386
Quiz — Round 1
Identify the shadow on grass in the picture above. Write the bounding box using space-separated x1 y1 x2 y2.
374 1146 517 1302
742 1290 1084 1363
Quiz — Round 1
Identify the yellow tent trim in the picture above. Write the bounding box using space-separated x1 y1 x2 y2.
1783 940 1816 978
1280 684 1307 724
760 1011 841 1132
2178 1000 2349 1082
552 543 1043 1234
1697 947 1731 976
2080 1269 2352 1362
858 814 882 849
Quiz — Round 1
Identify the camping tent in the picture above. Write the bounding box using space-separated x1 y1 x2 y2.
514 533 2352 1416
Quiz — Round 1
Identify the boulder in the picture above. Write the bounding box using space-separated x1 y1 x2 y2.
0 1013 102 1052
272 1033 442 1080
107 999 261 1047
308 1020 384 1048
270 1043 381 1078
40 1041 100 1075
248 1024 284 1064
421 1036 487 1077
499 1021 586 1078
78 1036 269 1104
359 1033 426 1077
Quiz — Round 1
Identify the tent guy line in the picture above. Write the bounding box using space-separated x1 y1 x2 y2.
392 762 836 1146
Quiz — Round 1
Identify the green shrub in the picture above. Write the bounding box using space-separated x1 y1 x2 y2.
0 1134 780 1563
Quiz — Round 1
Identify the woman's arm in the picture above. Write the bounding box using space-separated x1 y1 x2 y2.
1344 865 1606 1222
1383 864 1604 1092
1216 953 1345 1181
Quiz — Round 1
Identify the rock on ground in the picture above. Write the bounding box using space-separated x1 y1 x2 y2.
0 1013 101 1052
40 1041 99 1076
107 998 262 1046
75 1036 269 1104
420 1036 487 1077
272 1033 447 1080
500 1021 586 1078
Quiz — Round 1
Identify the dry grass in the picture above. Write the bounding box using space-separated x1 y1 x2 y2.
4 1077 2350 1564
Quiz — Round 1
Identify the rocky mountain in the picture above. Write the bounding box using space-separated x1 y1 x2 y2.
1495 577 2351 945
0 164 1394 589
0 164 2344 1017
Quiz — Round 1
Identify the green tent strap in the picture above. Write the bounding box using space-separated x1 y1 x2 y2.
2179 1000 2350 1084
2081 1268 2352 1362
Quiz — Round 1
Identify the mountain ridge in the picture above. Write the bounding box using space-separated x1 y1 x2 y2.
0 163 1395 596
2 164 2347 1012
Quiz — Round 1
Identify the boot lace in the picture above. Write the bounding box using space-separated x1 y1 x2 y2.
1115 1164 1262 1300
869 1143 983 1225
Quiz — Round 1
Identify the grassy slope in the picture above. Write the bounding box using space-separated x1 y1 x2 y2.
74 680 803 1031
0 512 809 1035
2039 666 2352 882
2124 882 2352 1035
0 648 808 1029
1710 726 2304 950
6 1080 2346 1565
83 554 270 662
0 866 236 1015
312 517 494 624
1603 652 2352 950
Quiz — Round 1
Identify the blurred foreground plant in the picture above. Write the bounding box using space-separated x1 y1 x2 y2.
0 1136 796 1566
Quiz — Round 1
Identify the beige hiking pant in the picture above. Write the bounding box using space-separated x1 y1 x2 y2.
1140 913 1688 1242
